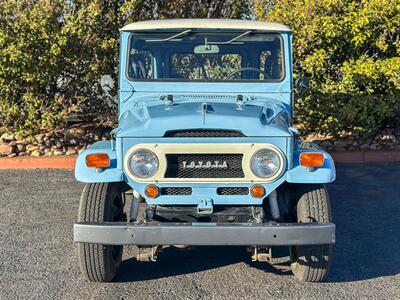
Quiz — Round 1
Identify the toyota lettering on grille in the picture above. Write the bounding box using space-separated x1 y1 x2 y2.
182 161 228 169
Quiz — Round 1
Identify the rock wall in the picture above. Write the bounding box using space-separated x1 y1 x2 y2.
0 125 111 157
1 126 399 157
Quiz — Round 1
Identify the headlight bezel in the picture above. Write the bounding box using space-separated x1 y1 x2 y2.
128 148 159 179
250 147 285 180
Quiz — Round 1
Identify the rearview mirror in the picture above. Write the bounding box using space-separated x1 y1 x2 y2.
294 76 309 98
100 75 115 94
194 44 220 54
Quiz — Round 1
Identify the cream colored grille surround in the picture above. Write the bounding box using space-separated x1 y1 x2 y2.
123 143 286 183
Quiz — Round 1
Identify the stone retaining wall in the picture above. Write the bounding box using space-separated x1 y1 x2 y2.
0 125 112 158
1 126 399 157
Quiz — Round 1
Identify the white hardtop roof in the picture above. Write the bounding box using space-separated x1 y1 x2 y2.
121 19 291 32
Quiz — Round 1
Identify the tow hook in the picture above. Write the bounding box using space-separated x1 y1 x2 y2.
197 199 213 214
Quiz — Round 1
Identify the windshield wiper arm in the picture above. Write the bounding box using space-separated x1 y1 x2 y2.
211 30 252 45
146 29 192 42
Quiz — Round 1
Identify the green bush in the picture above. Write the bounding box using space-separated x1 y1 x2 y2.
255 0 400 137
1 1 399 138
0 0 251 136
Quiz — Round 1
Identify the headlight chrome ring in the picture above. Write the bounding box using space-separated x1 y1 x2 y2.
128 149 159 179
250 148 285 180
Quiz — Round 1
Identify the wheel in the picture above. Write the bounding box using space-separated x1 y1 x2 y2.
77 182 125 282
289 184 333 282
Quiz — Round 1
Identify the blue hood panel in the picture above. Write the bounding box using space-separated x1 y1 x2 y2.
117 101 292 137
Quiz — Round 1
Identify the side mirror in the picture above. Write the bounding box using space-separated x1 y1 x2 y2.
294 76 309 98
100 75 115 94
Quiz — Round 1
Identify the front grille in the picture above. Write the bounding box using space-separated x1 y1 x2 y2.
165 154 244 178
160 187 192 195
164 129 245 138
217 187 249 195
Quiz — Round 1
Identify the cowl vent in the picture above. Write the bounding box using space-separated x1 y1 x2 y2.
179 94 231 101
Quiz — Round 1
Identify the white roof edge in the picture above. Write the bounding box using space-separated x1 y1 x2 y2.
121 19 291 32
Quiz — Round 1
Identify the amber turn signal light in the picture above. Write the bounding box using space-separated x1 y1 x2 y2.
299 152 324 167
145 185 159 198
250 184 265 198
85 153 110 168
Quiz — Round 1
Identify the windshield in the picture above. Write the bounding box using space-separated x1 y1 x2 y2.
127 31 284 82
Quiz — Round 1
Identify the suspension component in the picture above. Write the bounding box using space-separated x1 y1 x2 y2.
136 246 163 262
249 246 273 262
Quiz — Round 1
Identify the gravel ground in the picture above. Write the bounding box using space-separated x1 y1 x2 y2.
0 163 399 299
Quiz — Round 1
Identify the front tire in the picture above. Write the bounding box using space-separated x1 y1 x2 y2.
77 183 125 282
289 184 333 282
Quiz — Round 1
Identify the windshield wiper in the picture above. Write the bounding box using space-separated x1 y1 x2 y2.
146 29 252 44
210 30 252 45
146 29 192 42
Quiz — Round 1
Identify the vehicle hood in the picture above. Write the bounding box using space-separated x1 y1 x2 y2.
117 100 292 137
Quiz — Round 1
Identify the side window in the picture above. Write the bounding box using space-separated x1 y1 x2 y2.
260 47 283 80
170 53 241 80
129 49 153 79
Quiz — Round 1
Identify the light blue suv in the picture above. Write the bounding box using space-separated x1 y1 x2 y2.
74 19 336 282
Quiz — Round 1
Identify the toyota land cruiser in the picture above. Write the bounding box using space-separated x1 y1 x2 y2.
74 19 336 282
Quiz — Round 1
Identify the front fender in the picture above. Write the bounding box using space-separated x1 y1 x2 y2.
74 140 123 183
286 150 336 184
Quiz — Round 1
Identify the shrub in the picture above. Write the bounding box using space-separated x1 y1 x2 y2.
0 0 251 136
3 0 398 139
255 0 400 137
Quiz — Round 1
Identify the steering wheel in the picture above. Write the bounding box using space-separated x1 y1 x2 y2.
227 67 268 79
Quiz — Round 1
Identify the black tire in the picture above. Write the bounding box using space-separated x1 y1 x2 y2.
289 184 333 282
77 182 125 282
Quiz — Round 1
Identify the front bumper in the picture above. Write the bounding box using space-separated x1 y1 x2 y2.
74 222 335 246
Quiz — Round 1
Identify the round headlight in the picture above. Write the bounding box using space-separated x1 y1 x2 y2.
251 149 282 178
129 149 159 178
